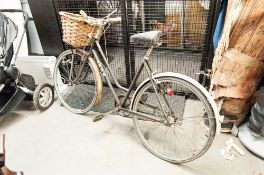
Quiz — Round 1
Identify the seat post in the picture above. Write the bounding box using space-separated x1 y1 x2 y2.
144 45 154 60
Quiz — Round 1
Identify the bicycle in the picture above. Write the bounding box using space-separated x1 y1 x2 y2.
54 9 219 163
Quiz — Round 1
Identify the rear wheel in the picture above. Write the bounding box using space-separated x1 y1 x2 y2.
131 75 216 163
54 49 99 114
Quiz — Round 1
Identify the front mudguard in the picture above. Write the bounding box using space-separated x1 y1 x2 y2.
87 56 103 105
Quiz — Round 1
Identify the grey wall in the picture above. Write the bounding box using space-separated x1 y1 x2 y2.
28 0 64 56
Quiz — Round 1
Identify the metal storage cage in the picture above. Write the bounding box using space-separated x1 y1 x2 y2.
53 0 219 87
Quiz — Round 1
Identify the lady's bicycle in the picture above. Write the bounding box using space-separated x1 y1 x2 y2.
54 9 219 163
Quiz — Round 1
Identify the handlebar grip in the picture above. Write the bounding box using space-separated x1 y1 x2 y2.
109 17 122 23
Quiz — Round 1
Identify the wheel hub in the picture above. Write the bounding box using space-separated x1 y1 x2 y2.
39 87 53 107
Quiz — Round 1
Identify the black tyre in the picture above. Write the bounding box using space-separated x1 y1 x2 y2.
33 83 54 111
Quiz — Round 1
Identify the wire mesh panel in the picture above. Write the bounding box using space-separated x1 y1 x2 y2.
135 48 203 83
53 0 217 87
128 0 211 50
127 0 213 85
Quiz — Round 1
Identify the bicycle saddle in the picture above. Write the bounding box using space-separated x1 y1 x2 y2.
130 31 162 46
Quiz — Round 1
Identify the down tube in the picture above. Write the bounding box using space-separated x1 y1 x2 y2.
120 62 145 107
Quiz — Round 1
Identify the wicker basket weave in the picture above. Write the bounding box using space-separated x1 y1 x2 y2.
59 11 99 48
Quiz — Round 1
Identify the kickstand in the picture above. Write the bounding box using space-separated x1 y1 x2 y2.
92 108 118 122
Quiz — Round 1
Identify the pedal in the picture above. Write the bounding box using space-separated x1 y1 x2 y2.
92 114 105 122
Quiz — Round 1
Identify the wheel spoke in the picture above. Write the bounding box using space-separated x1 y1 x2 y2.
78 85 96 95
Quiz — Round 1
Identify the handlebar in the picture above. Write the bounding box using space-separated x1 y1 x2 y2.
82 9 121 26
0 9 29 27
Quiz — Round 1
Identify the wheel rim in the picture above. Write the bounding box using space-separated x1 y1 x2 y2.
38 86 53 108
132 77 215 163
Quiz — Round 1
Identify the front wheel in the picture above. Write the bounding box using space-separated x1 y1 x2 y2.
130 74 216 163
53 49 101 114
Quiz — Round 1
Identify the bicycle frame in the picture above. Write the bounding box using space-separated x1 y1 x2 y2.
91 40 152 107
91 40 171 123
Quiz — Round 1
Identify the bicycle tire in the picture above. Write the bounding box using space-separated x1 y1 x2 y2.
130 73 216 163
54 49 102 114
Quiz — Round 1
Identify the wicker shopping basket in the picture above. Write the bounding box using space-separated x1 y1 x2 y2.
59 11 99 48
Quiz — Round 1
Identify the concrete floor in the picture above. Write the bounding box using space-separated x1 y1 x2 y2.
0 101 263 175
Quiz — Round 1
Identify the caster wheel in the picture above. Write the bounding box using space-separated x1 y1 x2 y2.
33 83 54 111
